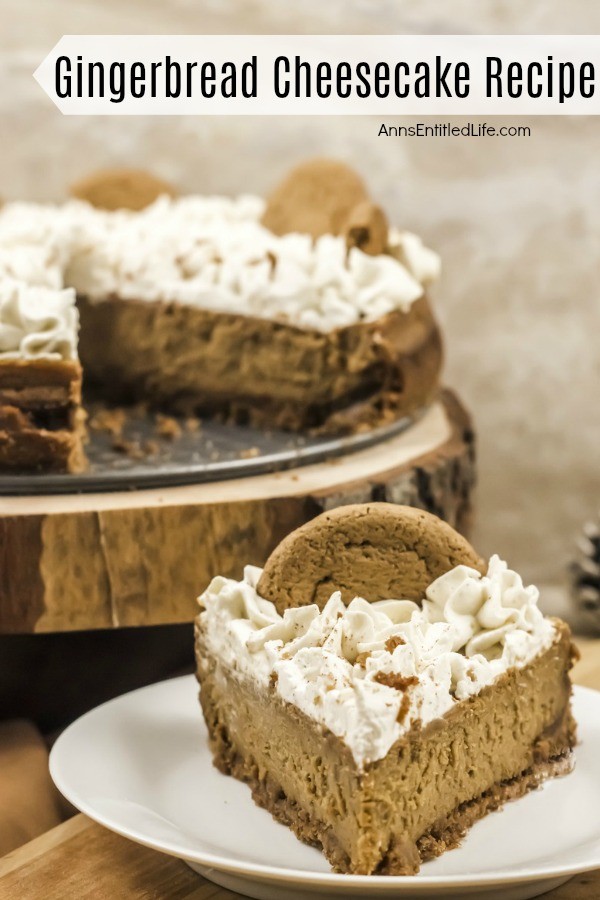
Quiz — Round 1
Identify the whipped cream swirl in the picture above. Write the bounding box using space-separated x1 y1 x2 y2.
0 194 440 340
0 279 78 361
198 557 555 769
422 555 549 662
63 196 437 330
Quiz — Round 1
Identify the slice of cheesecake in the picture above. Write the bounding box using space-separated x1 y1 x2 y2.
194 505 577 875
0 281 86 472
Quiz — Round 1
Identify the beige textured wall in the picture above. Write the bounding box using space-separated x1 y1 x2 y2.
2 1 600 618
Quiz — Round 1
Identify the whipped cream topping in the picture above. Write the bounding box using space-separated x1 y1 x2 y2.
0 203 80 360
0 202 73 288
198 556 555 769
0 279 78 361
0 194 440 355
388 227 441 285
64 198 434 330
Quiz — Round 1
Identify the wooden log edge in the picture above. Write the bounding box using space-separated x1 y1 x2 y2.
0 389 476 633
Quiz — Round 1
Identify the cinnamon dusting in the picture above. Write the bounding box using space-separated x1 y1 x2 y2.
397 691 412 724
374 672 419 692
385 635 406 652
355 651 371 668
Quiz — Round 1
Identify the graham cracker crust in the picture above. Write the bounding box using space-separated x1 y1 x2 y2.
413 752 574 872
214 736 574 876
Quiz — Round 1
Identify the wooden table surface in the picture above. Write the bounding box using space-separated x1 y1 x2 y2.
0 638 598 900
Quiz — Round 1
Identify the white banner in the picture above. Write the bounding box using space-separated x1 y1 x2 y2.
33 34 600 115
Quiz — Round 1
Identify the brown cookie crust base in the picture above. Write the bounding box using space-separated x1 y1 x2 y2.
411 753 574 873
216 742 573 876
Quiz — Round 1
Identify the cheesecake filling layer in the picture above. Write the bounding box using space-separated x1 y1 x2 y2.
198 557 555 769
0 195 440 344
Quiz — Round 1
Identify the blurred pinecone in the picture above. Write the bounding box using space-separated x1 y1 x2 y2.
570 514 600 633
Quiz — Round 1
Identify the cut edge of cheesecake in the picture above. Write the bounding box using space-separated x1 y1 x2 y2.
76 293 442 436
195 617 577 876
0 359 87 473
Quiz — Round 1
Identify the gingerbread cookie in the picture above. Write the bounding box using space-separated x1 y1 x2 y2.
343 200 389 256
257 503 484 613
261 158 370 239
69 168 176 211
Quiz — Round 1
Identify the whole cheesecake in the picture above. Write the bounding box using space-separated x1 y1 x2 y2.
0 161 443 471
194 504 577 875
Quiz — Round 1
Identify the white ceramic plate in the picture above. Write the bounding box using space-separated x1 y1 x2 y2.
50 677 600 900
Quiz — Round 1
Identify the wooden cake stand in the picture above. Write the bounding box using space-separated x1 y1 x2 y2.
0 389 475 635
